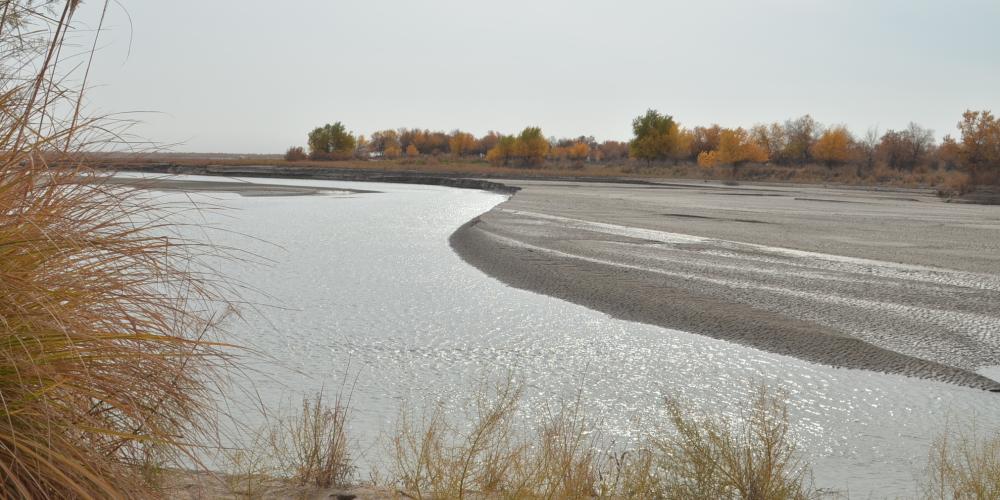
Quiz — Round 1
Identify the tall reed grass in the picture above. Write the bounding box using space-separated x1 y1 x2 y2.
1 1 232 496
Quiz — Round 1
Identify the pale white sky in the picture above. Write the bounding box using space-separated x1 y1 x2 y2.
77 0 1000 153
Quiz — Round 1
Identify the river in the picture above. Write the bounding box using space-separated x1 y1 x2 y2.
142 174 1000 498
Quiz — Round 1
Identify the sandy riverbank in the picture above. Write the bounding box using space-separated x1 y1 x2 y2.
110 169 1000 391
451 179 1000 391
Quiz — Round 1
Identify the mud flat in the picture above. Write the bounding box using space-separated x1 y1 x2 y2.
451 179 1000 390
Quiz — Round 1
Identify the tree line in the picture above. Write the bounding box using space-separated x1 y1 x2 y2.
288 109 1000 185
288 124 631 165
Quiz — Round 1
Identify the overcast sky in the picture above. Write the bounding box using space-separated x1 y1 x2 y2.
77 0 1000 154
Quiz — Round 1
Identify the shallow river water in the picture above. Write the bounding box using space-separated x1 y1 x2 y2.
146 175 999 498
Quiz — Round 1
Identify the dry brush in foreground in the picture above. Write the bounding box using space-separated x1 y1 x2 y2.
1 1 234 496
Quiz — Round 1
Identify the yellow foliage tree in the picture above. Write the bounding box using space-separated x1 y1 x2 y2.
486 136 516 165
567 142 590 161
697 128 768 177
513 127 549 167
384 143 402 159
449 131 477 158
671 128 694 163
697 150 721 169
405 144 419 158
810 126 854 168
630 110 682 163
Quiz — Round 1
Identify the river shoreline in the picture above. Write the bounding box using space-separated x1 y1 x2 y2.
102 163 521 194
111 168 1000 391
449 179 1000 391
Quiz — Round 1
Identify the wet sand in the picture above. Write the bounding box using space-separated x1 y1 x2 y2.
451 180 1000 391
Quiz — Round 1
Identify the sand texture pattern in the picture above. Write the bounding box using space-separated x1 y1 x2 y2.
452 180 1000 391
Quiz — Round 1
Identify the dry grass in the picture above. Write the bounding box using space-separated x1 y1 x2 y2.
270 393 356 489
923 421 1000 500
391 379 602 499
223 425 276 498
0 112 230 497
220 392 357 498
0 1 233 496
388 379 815 500
639 387 815 500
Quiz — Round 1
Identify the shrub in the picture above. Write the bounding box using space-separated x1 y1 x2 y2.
643 386 815 499
937 170 974 197
271 394 356 489
285 146 307 161
390 379 815 500
391 379 601 499
924 422 1000 499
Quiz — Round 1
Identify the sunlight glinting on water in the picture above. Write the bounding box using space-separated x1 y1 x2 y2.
148 175 1000 498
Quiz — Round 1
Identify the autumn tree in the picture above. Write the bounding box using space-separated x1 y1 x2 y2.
878 124 934 171
878 130 908 170
486 135 516 165
903 122 935 170
697 127 768 177
782 115 819 164
354 134 369 159
428 131 450 155
398 129 449 155
405 143 419 158
692 124 723 158
810 125 854 169
857 127 880 175
449 131 477 158
598 141 629 162
307 122 356 160
630 110 681 163
370 129 401 158
399 128 416 152
937 135 961 170
750 123 787 163
567 142 590 161
513 127 549 166
672 128 695 163
478 131 501 157
956 110 1000 184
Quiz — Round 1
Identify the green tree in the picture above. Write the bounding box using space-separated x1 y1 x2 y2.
307 122 356 160
629 109 679 163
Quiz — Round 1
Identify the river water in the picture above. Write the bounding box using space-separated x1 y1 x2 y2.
145 174 999 498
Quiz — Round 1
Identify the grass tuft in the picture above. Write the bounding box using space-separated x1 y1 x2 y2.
1 1 233 496
924 421 1000 499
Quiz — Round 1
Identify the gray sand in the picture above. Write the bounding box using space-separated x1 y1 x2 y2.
451 180 1000 390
